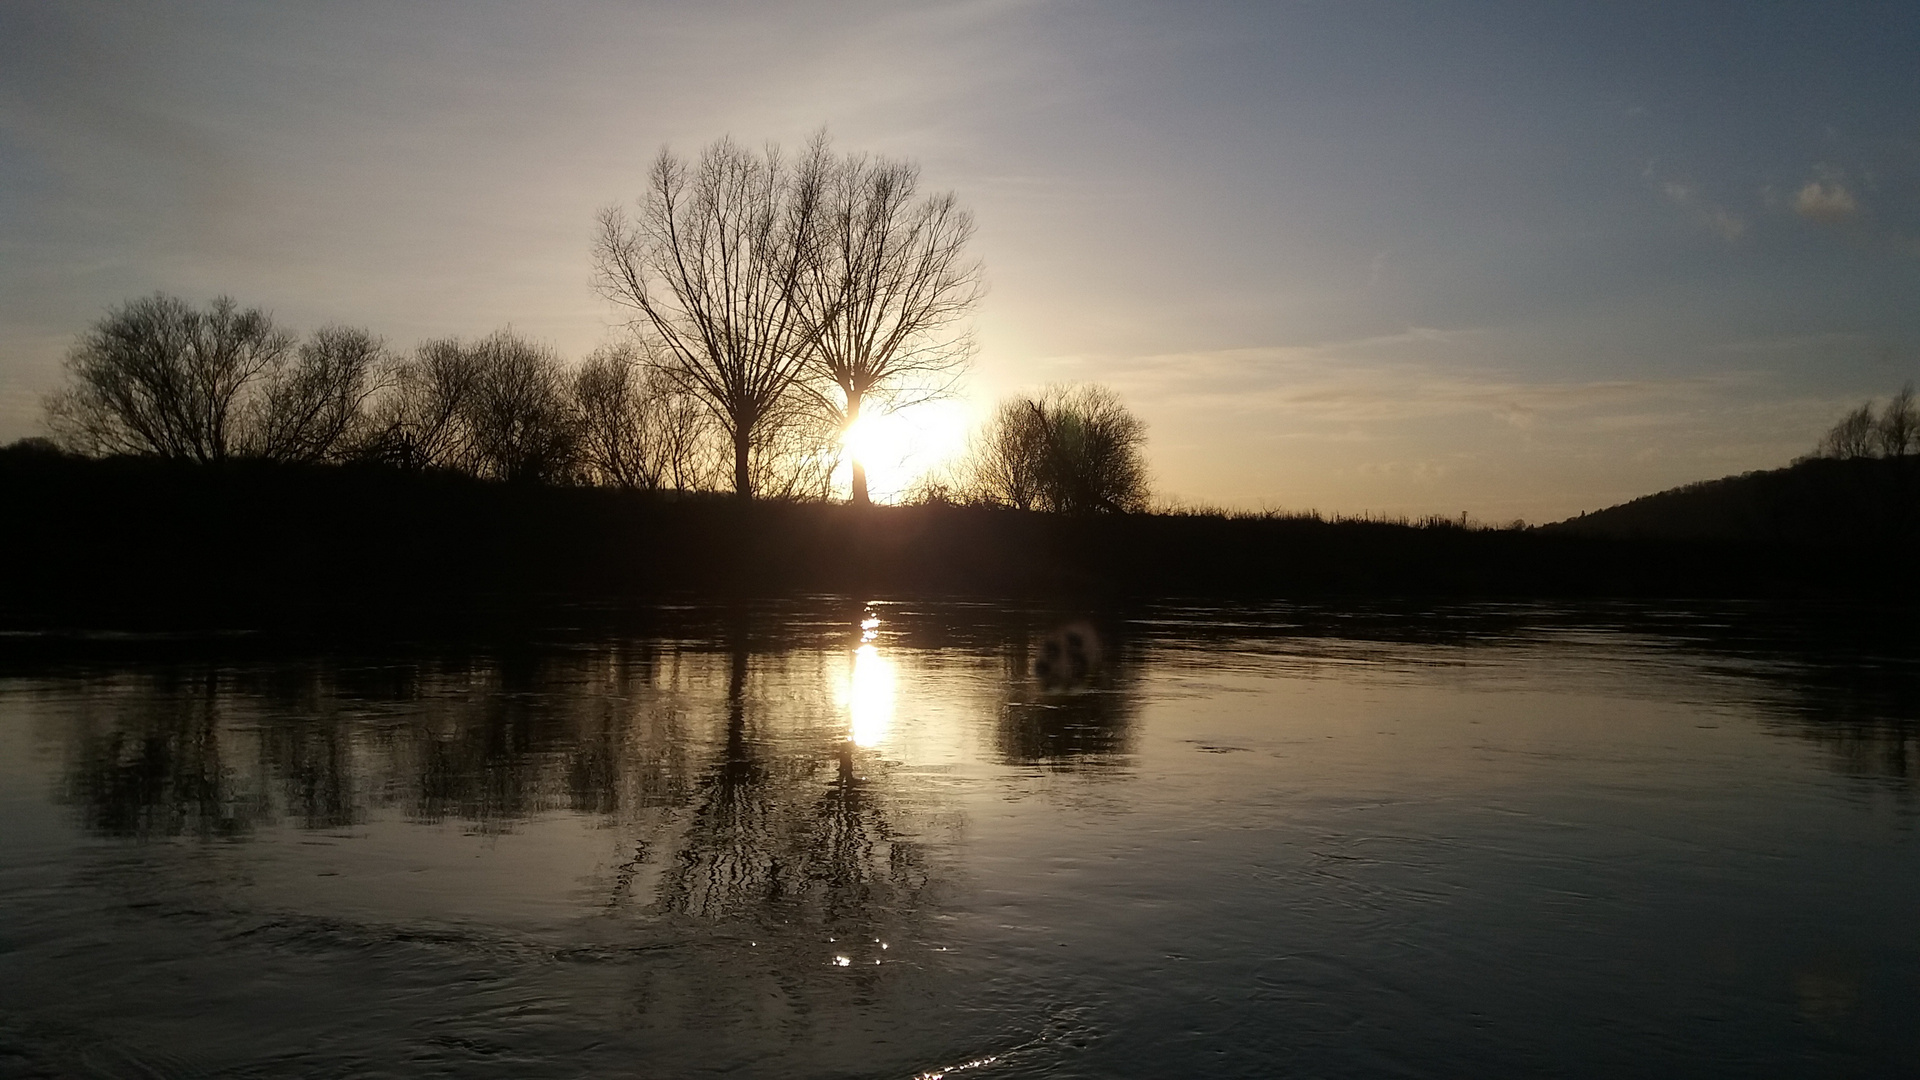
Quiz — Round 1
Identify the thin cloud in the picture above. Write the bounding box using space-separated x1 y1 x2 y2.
1096 342 1748 427
1704 207 1748 241
1713 330 1876 354
1658 176 1746 241
1794 180 1858 223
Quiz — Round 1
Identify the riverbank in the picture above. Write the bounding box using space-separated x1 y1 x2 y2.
2 449 1907 630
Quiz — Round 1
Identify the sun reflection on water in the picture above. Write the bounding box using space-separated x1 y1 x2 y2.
844 613 895 747
848 644 896 747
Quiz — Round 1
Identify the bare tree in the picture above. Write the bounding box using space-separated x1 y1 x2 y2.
793 150 982 505
464 331 577 483
246 326 391 463
47 294 295 461
357 330 577 481
1875 382 1916 457
359 337 485 470
1820 402 1879 459
966 396 1051 510
1034 384 1150 513
652 373 725 493
593 137 830 498
571 342 722 492
571 344 657 489
747 392 841 500
964 384 1149 513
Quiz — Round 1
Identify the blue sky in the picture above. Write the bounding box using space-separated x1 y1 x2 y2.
3 0 1916 519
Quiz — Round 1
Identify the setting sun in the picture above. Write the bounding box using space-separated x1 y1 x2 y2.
837 400 976 503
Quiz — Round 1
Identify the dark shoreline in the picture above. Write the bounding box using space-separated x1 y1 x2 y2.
3 450 1911 633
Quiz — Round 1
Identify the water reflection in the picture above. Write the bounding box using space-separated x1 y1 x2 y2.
1771 657 1920 784
843 612 896 748
648 628 930 938
997 619 1137 769
63 675 256 838
9 601 1920 1078
46 622 953 953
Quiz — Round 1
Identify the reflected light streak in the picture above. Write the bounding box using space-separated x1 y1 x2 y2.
847 643 896 747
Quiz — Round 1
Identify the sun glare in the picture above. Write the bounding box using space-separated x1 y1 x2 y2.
842 612 896 747
846 643 895 747
838 400 975 502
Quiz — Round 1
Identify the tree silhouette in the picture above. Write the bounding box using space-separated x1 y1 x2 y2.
1876 382 1916 457
462 332 577 483
1822 402 1879 459
793 150 981 506
570 343 719 492
594 138 832 499
48 294 295 462
964 384 1150 513
248 325 391 463
359 330 577 481
1816 383 1918 460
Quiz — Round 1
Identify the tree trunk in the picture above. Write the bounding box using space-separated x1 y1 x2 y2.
732 427 753 500
846 390 869 507
850 459 869 507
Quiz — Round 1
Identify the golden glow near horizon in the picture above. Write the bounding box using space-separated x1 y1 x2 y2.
5 6 1916 524
837 400 975 503
843 614 896 747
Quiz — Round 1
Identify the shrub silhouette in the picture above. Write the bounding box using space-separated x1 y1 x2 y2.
962 384 1149 513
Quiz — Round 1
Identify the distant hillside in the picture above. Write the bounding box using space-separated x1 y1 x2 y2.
1550 456 1920 546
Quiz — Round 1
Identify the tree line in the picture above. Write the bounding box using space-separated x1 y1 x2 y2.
44 299 733 491
39 134 1152 512
1812 382 1917 460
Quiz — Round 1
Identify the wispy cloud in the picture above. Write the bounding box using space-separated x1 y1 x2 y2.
1657 175 1747 241
1711 330 1876 354
1794 179 1859 223
1084 338 1749 429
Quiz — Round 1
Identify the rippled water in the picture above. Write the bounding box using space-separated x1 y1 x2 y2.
1 601 1916 1078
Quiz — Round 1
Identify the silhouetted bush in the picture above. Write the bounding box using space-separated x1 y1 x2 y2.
462 332 578 483
959 384 1149 513
355 330 578 482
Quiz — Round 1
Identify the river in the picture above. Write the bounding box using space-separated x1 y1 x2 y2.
1 600 1914 1078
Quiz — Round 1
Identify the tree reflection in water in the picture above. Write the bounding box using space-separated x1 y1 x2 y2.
63 670 258 839
651 614 933 938
1774 659 1920 785
52 614 948 947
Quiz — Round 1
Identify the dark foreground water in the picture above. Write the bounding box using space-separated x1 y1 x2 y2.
1 601 1916 1079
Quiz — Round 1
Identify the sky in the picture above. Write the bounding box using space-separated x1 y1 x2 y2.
3 0 1917 521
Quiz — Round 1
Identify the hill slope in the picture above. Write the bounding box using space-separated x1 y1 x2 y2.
1550 456 1920 546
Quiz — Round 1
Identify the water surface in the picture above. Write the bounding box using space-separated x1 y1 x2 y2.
1 602 1915 1078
